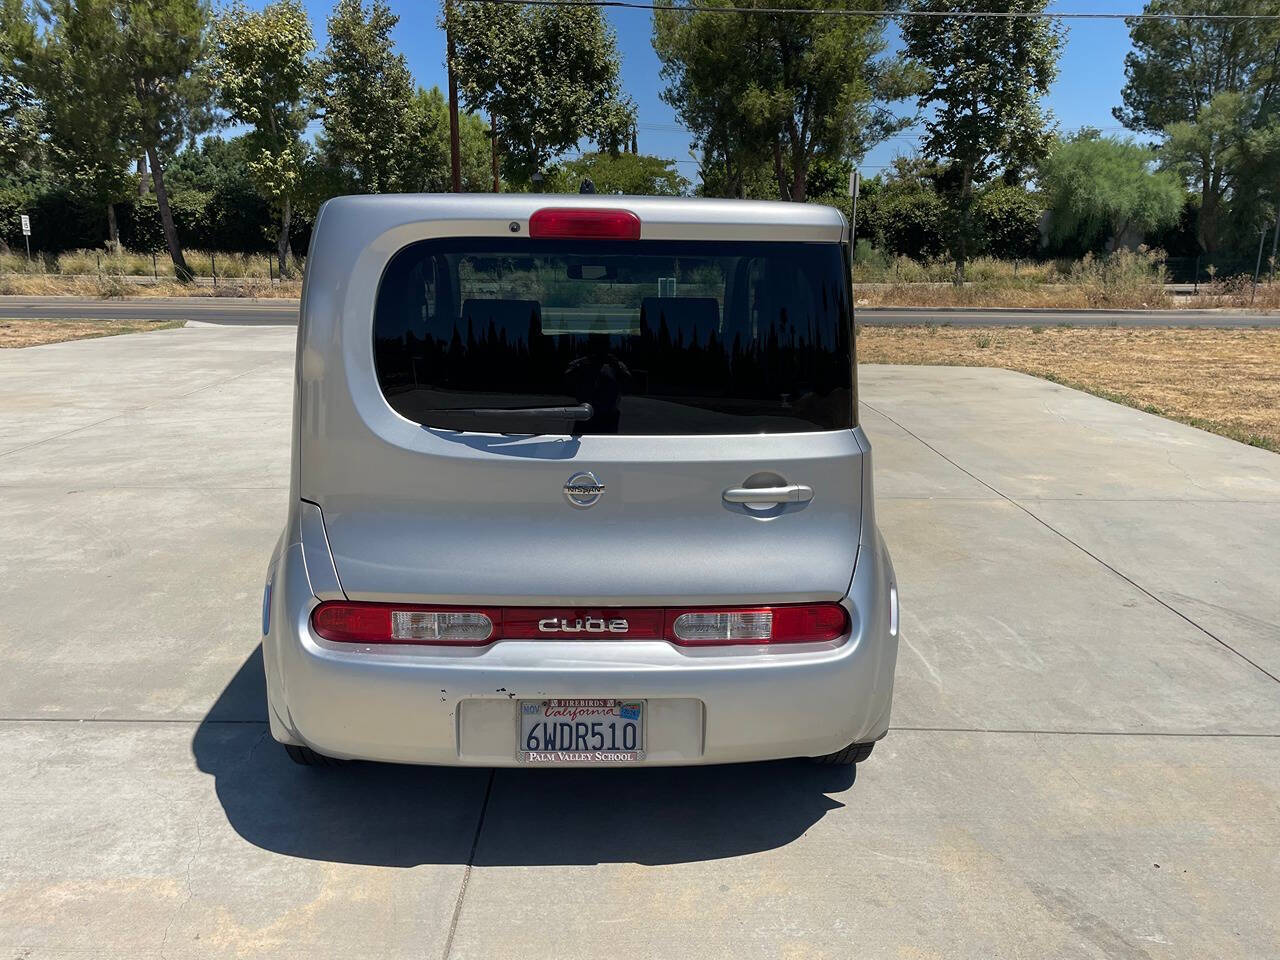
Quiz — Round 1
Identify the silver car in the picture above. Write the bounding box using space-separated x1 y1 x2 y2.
262 194 899 768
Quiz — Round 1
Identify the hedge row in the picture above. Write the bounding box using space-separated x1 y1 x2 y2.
0 181 291 257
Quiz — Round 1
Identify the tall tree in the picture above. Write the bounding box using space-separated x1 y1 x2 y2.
118 0 213 279
655 0 916 203
314 0 413 192
654 6 763 199
30 0 137 247
861 157 948 259
1234 113 1280 249
901 0 1063 281
213 0 314 274
1039 130 1184 252
449 0 634 183
0 0 41 182
550 151 689 196
400 85 491 192
1115 0 1280 253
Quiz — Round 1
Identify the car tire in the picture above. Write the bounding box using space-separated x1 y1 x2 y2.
811 741 875 766
284 743 348 767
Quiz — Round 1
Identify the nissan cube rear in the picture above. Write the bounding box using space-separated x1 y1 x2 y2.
262 194 899 768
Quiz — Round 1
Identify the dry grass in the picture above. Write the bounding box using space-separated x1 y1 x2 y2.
0 317 185 348
853 254 1062 285
0 273 302 299
857 324 1280 452
1187 277 1280 312
0 247 302 279
851 249 1180 310
855 282 1173 310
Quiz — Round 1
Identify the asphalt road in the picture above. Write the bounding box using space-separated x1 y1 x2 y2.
3 324 1279 958
0 295 299 325
2 294 1278 327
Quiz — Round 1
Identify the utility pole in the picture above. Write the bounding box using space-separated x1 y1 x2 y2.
1251 225 1266 305
848 170 860 249
490 112 500 192
445 0 462 193
1271 195 1279 283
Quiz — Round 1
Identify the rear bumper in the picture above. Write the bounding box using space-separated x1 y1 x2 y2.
263 533 898 767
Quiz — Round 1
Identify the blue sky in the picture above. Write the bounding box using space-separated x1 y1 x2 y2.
284 0 1143 182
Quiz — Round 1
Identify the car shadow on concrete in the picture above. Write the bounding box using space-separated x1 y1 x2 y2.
194 646 856 868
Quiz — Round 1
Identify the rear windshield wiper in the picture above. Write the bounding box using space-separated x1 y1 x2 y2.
426 403 594 422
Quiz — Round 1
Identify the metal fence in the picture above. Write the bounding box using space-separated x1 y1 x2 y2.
1165 230 1279 288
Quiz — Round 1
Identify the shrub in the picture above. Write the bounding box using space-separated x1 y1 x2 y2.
1067 246 1171 308
867 186 947 260
976 184 1043 260
118 191 212 252
95 274 133 299
852 238 885 269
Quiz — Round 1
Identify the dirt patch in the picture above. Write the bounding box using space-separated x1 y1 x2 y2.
857 325 1280 452
0 317 185 348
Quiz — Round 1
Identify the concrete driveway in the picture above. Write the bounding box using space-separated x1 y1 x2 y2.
1 323 1278 959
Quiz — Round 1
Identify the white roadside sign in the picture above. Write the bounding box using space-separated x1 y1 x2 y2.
20 214 31 236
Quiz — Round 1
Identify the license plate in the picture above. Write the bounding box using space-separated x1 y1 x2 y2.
518 699 644 763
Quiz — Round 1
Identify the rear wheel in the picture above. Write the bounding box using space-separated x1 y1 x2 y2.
284 744 348 767
811 741 874 766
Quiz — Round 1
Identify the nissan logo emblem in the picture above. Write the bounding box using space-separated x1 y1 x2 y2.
564 471 605 508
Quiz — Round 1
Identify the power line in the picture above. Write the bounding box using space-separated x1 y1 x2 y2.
476 0 1280 20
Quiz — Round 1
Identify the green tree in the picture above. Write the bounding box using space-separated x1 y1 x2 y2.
1114 0 1280 252
117 0 214 279
30 0 139 248
654 6 764 199
548 151 689 196
975 182 1044 260
1039 130 1184 252
167 135 274 251
400 85 492 192
901 0 1063 281
0 0 41 185
860 158 947 259
1234 116 1280 247
213 0 314 274
315 0 414 192
449 0 634 183
166 134 247 191
655 0 916 203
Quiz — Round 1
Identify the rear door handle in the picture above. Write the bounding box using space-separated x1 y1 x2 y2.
722 484 814 505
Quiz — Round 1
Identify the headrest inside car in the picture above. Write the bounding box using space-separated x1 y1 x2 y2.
460 299 542 342
640 297 720 344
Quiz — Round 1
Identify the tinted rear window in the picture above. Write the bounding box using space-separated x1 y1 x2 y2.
373 237 852 435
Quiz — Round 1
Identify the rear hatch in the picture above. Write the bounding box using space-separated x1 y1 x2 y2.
309 205 863 605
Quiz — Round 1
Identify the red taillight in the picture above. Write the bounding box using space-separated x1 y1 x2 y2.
311 602 498 646
528 207 641 240
311 602 848 647
664 604 849 646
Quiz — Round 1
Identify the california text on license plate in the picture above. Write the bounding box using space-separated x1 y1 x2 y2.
518 699 645 763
